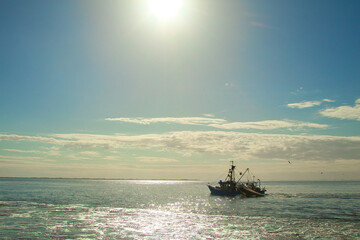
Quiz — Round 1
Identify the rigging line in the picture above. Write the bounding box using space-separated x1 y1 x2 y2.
236 170 243 181
245 169 252 182
237 168 249 183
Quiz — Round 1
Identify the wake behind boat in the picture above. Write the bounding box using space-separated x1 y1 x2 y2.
207 161 266 197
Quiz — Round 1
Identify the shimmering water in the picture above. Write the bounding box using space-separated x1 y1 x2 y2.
1 179 359 239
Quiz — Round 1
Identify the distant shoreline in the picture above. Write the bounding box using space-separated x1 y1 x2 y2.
0 177 359 182
0 177 200 181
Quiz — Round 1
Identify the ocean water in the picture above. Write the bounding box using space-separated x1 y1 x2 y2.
0 179 359 239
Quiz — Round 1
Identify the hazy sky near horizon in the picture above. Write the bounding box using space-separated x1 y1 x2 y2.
1 0 360 181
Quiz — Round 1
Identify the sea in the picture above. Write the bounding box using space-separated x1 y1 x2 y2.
0 179 359 239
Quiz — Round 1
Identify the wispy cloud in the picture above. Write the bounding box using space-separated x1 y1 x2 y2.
2 132 360 162
320 98 360 121
105 117 327 130
0 134 68 144
79 151 99 156
51 132 360 162
323 99 335 103
209 120 328 130
3 149 41 154
287 101 322 109
105 117 226 125
0 155 55 165
287 99 335 109
103 156 121 161
136 157 178 163
2 148 60 156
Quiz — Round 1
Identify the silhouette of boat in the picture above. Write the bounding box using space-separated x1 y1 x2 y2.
207 161 266 197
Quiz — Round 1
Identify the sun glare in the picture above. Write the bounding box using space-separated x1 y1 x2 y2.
147 0 183 21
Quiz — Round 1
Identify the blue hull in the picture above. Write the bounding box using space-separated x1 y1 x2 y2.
208 185 242 196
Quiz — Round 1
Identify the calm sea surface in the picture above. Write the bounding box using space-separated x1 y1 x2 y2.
0 178 359 239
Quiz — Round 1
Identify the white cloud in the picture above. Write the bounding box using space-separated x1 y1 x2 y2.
56 132 360 162
287 99 336 109
105 117 226 125
3 132 359 162
287 101 322 109
136 157 178 163
103 156 121 161
320 98 360 121
104 117 327 130
66 154 92 161
0 155 56 165
2 147 60 156
79 151 99 156
3 129 360 163
0 155 43 161
52 133 166 149
323 99 335 103
3 149 41 154
209 120 328 130
0 134 68 144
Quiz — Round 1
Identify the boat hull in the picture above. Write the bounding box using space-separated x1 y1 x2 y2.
238 185 265 197
207 185 242 196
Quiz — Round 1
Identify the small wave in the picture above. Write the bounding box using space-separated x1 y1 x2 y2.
0 200 53 207
0 200 31 207
10 212 32 218
270 193 360 199
0 200 89 210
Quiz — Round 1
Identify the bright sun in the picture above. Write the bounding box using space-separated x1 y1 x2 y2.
147 0 184 21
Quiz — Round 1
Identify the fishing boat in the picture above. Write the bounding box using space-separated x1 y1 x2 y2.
207 161 241 196
207 161 266 197
237 169 266 197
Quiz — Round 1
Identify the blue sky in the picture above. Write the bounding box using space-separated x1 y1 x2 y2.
1 0 360 180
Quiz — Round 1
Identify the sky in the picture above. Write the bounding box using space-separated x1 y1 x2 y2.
1 0 360 181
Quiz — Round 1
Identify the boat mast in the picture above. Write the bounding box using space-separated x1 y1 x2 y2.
228 161 235 182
